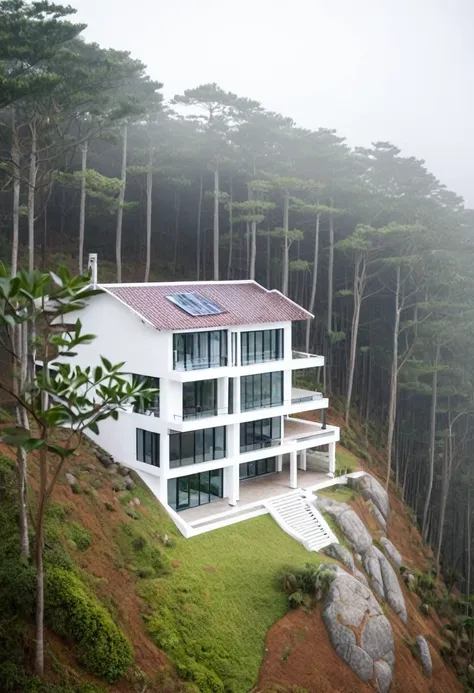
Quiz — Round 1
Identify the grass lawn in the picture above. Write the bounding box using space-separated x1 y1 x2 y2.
336 445 358 474
123 491 328 693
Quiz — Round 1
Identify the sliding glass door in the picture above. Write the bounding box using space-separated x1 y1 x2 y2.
168 469 223 511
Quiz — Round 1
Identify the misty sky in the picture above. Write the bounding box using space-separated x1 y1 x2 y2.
71 0 474 205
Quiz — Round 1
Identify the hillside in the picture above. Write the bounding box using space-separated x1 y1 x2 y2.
0 416 470 693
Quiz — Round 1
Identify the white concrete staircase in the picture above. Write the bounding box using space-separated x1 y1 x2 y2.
265 492 338 552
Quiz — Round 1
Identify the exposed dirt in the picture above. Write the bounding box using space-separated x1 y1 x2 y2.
0 436 175 692
255 425 463 693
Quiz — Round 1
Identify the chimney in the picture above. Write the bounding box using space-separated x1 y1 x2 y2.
88 253 98 287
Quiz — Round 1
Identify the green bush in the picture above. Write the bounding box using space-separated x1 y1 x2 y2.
174 658 224 693
68 523 92 551
118 525 170 577
45 568 133 682
280 563 335 608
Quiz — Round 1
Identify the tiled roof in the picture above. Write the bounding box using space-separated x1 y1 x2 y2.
100 280 312 331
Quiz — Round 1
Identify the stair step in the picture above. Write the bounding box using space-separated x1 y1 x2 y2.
266 493 337 554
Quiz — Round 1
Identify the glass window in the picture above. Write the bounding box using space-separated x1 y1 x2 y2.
241 373 283 411
188 474 200 508
228 378 234 415
173 331 228 370
214 427 225 459
136 428 143 461
180 431 195 466
271 372 283 406
239 457 277 480
262 373 271 408
241 329 284 365
168 470 223 511
170 433 180 468
194 429 204 464
169 427 226 467
168 478 177 510
199 471 210 505
136 429 159 467
178 477 189 509
210 469 222 500
204 427 214 462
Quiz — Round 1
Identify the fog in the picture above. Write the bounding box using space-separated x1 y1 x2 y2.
71 0 474 204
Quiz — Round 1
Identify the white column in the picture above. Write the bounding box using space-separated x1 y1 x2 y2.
224 464 239 505
328 441 336 477
158 432 169 506
217 376 229 414
290 450 298 489
298 449 307 471
276 454 283 472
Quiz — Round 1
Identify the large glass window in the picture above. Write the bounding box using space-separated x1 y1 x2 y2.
241 328 283 365
183 380 217 420
173 331 228 370
136 429 160 467
168 469 223 511
241 372 283 411
169 427 226 468
239 457 276 480
240 417 281 452
131 374 160 416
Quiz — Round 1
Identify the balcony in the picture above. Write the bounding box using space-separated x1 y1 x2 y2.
179 406 228 422
291 350 324 370
291 387 324 404
284 417 328 442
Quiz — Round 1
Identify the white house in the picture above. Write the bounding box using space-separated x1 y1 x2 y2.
64 268 340 539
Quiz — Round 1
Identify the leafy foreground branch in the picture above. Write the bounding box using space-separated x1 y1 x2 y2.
0 265 156 677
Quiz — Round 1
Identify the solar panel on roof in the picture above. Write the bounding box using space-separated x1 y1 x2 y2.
166 292 225 316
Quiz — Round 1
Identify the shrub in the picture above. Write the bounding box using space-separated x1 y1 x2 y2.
45 568 133 682
174 658 224 693
280 564 335 607
68 523 92 551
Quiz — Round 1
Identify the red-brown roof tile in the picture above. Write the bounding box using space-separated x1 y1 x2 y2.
101 281 312 331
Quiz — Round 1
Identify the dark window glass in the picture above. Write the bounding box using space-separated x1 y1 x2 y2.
132 374 160 416
170 433 180 468
168 478 177 510
241 372 284 411
136 429 159 467
195 429 204 464
168 469 223 511
180 431 195 466
169 427 226 467
241 329 284 365
183 380 217 420
228 378 234 414
239 457 277 480
173 331 228 370
240 417 281 452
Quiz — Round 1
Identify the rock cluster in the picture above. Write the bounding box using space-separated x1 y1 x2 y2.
381 536 402 568
351 474 390 521
322 543 355 572
323 570 395 693
315 496 372 553
362 545 407 623
416 635 432 677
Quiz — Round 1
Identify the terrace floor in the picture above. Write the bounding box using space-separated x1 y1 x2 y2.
179 461 330 524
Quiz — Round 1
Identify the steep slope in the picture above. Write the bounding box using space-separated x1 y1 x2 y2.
0 423 468 693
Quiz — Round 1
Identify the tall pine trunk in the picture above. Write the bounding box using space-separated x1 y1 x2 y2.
28 121 37 272
345 253 365 424
11 107 20 276
213 164 219 280
13 321 29 558
144 144 153 282
305 212 320 352
115 122 128 283
196 173 203 280
282 191 289 295
227 177 233 280
422 341 440 541
324 204 335 392
385 264 401 489
78 141 88 274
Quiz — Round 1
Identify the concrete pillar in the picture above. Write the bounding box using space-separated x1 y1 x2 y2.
160 432 170 474
217 376 229 414
225 464 239 505
276 454 283 472
290 450 298 489
328 441 336 477
298 449 307 471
